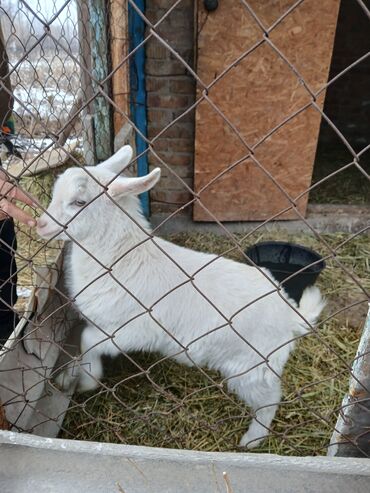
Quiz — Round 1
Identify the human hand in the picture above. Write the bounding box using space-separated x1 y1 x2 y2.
0 170 37 226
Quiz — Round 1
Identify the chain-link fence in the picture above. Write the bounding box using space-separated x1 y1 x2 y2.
0 0 369 461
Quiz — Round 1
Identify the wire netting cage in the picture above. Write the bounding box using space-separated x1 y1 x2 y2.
0 1 369 484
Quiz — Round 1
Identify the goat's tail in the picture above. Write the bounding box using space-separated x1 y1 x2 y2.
294 286 326 335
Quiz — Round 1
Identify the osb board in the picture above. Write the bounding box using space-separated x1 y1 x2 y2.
193 0 340 221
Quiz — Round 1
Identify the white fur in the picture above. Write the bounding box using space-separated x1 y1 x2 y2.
37 146 325 448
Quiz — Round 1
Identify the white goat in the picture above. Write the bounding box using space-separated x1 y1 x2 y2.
37 145 325 448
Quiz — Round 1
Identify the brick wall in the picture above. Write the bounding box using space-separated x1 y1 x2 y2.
145 0 196 216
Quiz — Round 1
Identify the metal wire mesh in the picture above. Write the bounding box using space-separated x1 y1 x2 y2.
0 0 369 458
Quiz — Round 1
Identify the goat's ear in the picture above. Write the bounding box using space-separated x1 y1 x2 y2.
98 145 133 175
108 168 161 197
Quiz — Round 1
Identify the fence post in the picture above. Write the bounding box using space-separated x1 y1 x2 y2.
109 0 130 134
78 0 96 164
88 0 114 162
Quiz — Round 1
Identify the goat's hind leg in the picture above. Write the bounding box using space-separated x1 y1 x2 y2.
230 371 282 449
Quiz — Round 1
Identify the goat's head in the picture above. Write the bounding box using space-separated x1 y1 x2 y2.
37 145 161 242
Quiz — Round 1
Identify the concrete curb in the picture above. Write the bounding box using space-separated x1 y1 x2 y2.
1 430 369 493
152 205 370 236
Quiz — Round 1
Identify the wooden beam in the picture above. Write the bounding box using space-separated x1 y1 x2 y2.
7 141 78 178
109 0 130 134
77 0 96 164
88 0 114 161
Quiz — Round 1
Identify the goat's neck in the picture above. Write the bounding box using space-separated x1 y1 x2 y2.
72 202 154 267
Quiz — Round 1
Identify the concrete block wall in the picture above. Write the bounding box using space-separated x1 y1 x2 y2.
145 0 195 216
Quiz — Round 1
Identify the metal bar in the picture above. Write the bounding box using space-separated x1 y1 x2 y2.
128 0 149 216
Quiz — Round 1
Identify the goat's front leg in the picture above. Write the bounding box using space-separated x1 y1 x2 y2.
77 326 105 392
54 325 104 392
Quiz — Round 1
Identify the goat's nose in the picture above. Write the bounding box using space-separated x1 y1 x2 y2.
37 217 48 229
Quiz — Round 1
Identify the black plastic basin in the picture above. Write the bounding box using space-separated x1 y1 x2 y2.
245 241 325 303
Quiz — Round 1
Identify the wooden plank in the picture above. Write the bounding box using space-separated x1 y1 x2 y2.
78 0 96 164
88 0 114 161
193 0 340 221
7 141 78 178
109 0 130 134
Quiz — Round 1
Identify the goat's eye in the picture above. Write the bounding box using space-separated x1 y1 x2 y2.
73 200 87 207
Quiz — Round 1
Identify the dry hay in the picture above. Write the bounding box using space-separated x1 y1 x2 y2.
59 230 369 456
311 143 370 205
8 150 369 455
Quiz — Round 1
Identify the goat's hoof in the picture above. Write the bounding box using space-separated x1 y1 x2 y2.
239 431 265 449
77 374 100 393
54 367 79 392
